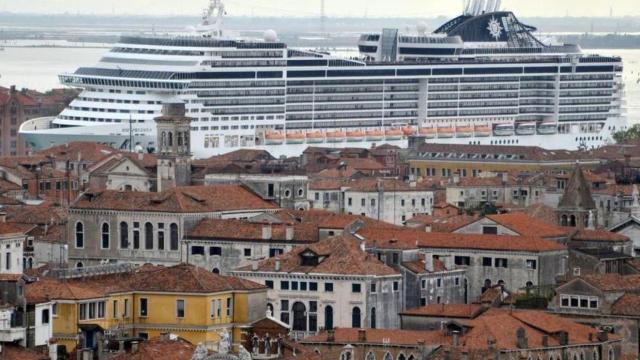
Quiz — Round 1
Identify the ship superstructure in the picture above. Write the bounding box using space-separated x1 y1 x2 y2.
20 0 627 158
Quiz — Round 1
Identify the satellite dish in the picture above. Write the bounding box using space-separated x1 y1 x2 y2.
263 29 278 42
417 22 428 35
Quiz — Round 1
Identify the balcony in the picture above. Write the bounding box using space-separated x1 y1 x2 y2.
0 311 25 343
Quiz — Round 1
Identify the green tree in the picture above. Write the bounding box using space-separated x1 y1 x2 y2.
613 124 640 143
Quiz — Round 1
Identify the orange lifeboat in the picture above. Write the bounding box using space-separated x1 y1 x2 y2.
286 131 306 144
306 130 325 143
419 127 437 139
265 131 284 145
456 125 474 138
346 129 365 142
366 129 385 141
385 128 404 140
326 130 346 143
437 126 455 138
402 126 416 136
474 124 492 137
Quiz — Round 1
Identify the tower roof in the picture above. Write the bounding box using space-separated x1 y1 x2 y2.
558 163 596 210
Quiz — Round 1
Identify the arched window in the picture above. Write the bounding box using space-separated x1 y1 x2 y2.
75 222 84 248
28 258 32 269
407 355 416 360
569 215 576 227
370 307 376 329
292 302 307 331
267 303 274 317
383 353 393 360
76 262 84 269
560 215 568 226
167 132 173 147
366 352 376 360
324 305 333 330
101 223 110 249
170 223 179 250
352 307 361 328
593 349 599 360
212 268 220 274
144 223 153 250
608 347 615 360
177 132 183 146
120 222 129 249
161 131 166 147
397 354 406 360
526 281 533 288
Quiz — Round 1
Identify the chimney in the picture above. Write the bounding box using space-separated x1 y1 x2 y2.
327 329 335 342
558 331 569 346
138 152 144 161
0 212 6 223
262 224 272 240
597 330 608 342
131 341 139 354
275 259 281 271
452 331 460 346
358 329 366 342
285 225 294 241
160 332 170 341
410 180 417 188
516 327 528 349
9 85 15 93
251 262 258 271
424 253 434 272
453 173 460 184
502 172 509 184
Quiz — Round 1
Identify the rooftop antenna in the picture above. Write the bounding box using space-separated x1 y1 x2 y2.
195 0 226 37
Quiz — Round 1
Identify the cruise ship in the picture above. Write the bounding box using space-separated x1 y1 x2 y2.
20 0 627 158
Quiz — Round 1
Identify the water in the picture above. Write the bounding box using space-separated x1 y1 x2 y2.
0 46 639 123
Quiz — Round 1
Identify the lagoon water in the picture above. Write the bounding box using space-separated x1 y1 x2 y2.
0 46 639 124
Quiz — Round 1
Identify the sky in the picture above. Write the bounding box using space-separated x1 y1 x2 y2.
0 0 637 17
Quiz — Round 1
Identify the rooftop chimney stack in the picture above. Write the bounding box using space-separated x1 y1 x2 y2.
275 259 281 271
424 253 434 272
262 224 273 240
285 225 294 241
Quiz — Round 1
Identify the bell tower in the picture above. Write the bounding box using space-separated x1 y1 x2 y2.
556 162 597 229
155 102 192 192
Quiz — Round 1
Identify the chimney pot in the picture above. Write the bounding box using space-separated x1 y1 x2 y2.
131 341 139 353
285 225 294 241
274 259 281 271
452 331 460 346
424 253 434 272
358 329 366 342
0 212 6 223
262 224 272 240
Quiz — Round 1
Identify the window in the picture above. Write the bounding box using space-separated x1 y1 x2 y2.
352 307 361 328
370 283 377 293
52 303 57 317
436 278 442 288
5 253 10 271
348 198 352 206
454 256 471 266
401 199 405 207
120 222 129 249
75 222 84 248
133 223 140 249
495 258 508 268
325 283 334 292
482 257 492 267
265 280 274 289
482 226 498 235
191 246 205 255
157 230 165 250
211 299 219 318
124 299 129 317
101 223 110 249
281 281 289 290
393 281 399 292
280 300 290 324
309 282 318 291
145 223 154 250
42 309 50 325
371 199 376 206
98 301 105 318
421 279 426 289
79 303 87 320
361 198 365 207
226 297 232 317
176 300 185 318
291 281 299 291
170 223 179 250
113 300 118 318
526 259 537 269
244 248 252 257
210 246 222 256
352 283 362 293
139 298 148 317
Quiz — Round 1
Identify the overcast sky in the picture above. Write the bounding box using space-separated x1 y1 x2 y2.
0 0 636 17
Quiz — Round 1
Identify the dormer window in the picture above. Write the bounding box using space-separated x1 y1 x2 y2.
300 251 319 266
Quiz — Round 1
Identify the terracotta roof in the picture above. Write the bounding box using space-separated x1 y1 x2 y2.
5 202 68 225
124 263 266 293
515 203 558 226
484 213 570 238
0 344 49 360
237 235 399 276
207 149 275 163
314 165 362 179
187 218 318 243
72 185 277 213
611 293 640 316
302 327 447 346
345 177 434 192
308 178 346 191
26 263 265 304
571 229 629 242
411 143 587 162
406 214 477 233
401 304 484 319
462 308 608 350
401 256 447 274
110 338 199 360
339 157 386 171
270 209 399 231
37 142 119 163
357 227 567 253
581 273 640 292
0 222 31 236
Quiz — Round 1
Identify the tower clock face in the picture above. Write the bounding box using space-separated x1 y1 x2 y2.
487 17 503 40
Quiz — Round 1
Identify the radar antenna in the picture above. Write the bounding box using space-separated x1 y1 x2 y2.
195 0 226 37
